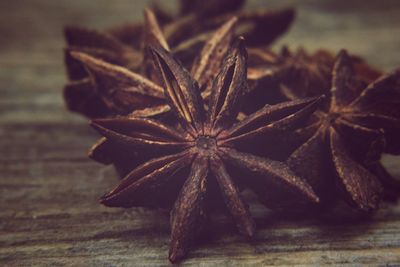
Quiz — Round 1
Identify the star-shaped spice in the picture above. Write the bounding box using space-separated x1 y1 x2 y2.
92 39 320 262
286 50 400 211
63 9 173 118
245 47 382 114
242 48 335 115
167 0 295 51
63 2 295 118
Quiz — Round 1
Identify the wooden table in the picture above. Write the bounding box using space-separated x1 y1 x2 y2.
1 0 399 266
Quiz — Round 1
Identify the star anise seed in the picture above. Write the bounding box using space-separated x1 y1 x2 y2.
286 50 400 211
92 39 320 262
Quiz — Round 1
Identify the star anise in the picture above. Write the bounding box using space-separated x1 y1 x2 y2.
166 1 295 52
244 47 382 114
63 2 295 118
286 50 400 211
63 9 173 118
92 39 321 262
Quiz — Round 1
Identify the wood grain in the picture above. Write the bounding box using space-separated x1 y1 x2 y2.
0 0 399 266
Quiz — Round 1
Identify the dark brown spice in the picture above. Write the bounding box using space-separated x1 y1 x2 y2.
63 2 295 118
244 47 382 113
286 50 400 211
63 9 171 118
92 39 321 262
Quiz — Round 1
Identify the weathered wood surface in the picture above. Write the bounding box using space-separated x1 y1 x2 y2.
0 0 400 266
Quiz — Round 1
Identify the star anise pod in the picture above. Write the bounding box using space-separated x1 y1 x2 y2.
92 39 321 262
286 50 400 211
244 47 382 114
63 9 173 118
63 2 295 118
167 1 295 52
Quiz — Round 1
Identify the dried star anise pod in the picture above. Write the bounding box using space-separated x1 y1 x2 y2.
63 1 295 118
167 2 295 53
244 47 382 113
91 39 321 262
63 9 172 118
286 50 400 211
244 48 334 114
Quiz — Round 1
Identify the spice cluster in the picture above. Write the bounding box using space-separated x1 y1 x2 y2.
63 0 400 263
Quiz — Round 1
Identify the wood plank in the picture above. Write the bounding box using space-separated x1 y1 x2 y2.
1 157 399 265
